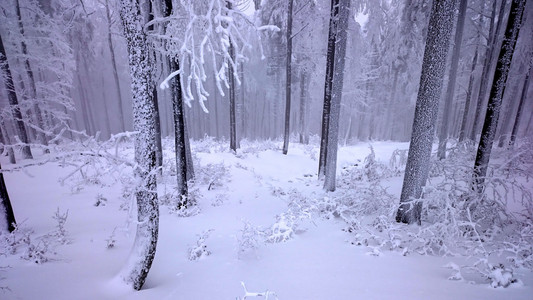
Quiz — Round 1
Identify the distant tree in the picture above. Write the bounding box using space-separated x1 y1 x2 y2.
396 0 456 225
228 0 239 152
473 0 526 193
0 163 16 233
323 0 350 192
119 0 159 290
104 0 126 132
282 0 294 155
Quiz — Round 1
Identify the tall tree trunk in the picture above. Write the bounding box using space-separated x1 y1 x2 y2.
473 0 525 193
437 0 467 159
0 33 32 159
153 86 163 174
0 122 16 164
323 0 350 192
509 59 531 147
318 0 339 178
470 0 504 141
0 163 16 232
396 0 456 225
15 0 48 151
459 44 480 142
119 0 159 290
105 0 126 132
298 70 309 144
228 6 238 152
282 0 294 155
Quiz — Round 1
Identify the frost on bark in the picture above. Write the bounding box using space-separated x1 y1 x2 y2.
0 33 33 160
509 57 531 147
396 0 456 225
0 163 16 233
282 0 294 155
228 0 238 152
473 0 526 192
323 0 350 192
318 0 339 178
119 0 159 290
437 0 467 159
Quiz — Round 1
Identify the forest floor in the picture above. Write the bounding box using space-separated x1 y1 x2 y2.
1 138 532 299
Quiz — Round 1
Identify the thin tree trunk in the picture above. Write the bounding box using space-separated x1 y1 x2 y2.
437 0 467 159
0 122 16 164
282 0 294 155
15 0 48 151
0 33 32 159
470 0 504 141
298 70 309 144
396 0 456 225
473 0 525 193
323 0 350 192
153 86 163 174
459 44 480 142
318 0 339 178
105 0 126 132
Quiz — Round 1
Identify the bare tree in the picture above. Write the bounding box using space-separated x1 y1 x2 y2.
282 0 294 155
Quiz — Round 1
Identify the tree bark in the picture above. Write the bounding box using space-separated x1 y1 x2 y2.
119 0 159 290
470 0 503 141
318 0 339 178
282 0 294 155
0 33 33 160
0 163 16 232
323 0 350 192
437 0 467 159
396 0 456 225
473 0 525 193
508 59 531 147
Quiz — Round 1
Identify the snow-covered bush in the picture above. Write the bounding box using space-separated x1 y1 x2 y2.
50 208 70 245
195 162 230 190
237 221 264 259
188 229 213 261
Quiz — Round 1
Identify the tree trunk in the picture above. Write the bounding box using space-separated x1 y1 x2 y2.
473 0 525 193
459 43 480 142
0 122 16 164
0 163 16 232
15 0 49 151
318 0 339 178
437 0 467 159
298 70 309 144
0 33 33 160
396 0 457 225
105 0 126 132
323 0 350 192
119 0 159 290
470 0 504 141
282 0 294 155
509 58 531 147
153 86 163 174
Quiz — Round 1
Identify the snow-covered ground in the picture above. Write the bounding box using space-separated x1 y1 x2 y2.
2 139 532 299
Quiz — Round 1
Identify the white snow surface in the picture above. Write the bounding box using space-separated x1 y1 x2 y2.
2 140 532 299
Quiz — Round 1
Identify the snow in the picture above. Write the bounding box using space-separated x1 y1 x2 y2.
1 140 532 299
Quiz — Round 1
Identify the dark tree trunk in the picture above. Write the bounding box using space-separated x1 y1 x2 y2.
459 44 480 142
470 0 504 141
323 0 350 192
437 0 467 159
105 0 126 132
282 0 294 155
318 0 339 178
508 62 531 147
119 0 159 290
0 33 33 160
153 86 163 174
473 0 525 193
396 0 457 225
0 163 16 232
227 1 238 152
